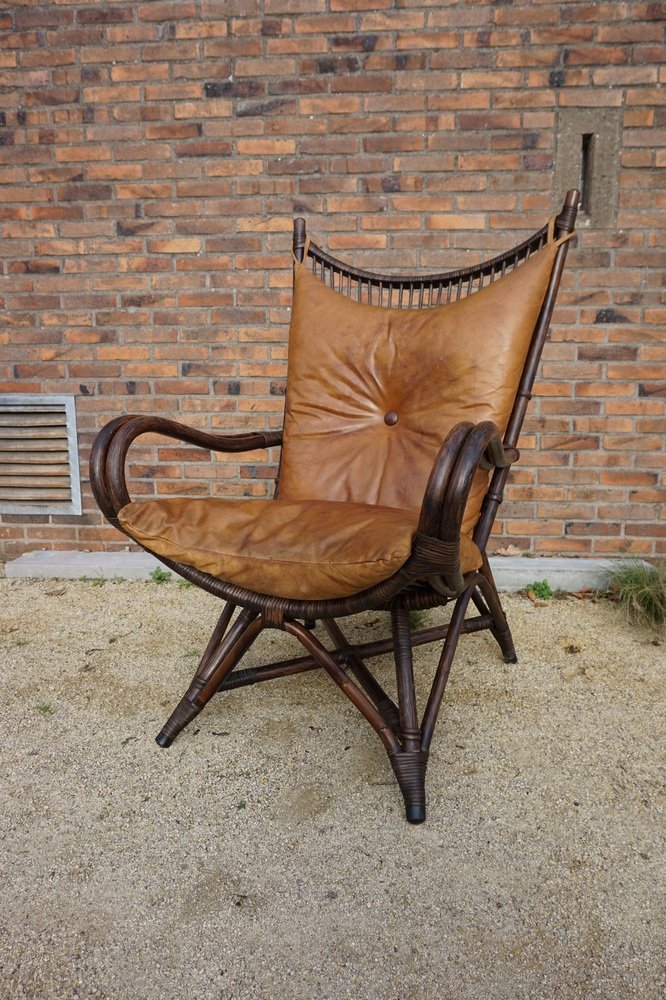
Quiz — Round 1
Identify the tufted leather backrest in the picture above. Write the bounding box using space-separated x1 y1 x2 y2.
278 234 563 535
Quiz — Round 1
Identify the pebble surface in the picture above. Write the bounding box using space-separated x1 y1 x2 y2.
0 577 664 999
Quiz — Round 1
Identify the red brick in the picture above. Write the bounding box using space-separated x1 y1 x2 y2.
82 84 142 103
138 2 197 20
396 32 457 51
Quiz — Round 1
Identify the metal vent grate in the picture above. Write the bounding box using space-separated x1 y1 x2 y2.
0 394 82 515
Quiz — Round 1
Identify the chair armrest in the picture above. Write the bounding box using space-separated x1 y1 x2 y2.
90 414 283 519
437 421 514 542
415 421 516 595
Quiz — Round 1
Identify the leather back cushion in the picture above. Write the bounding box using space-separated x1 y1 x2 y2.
279 238 560 535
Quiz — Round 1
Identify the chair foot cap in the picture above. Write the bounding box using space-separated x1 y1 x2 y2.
155 731 173 748
406 804 426 824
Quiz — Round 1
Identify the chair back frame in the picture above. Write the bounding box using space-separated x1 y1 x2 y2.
292 190 579 558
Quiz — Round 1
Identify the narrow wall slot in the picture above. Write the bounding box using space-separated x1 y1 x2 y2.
555 109 621 228
580 133 594 216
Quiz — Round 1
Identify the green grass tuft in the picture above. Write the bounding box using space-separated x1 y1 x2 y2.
606 560 666 635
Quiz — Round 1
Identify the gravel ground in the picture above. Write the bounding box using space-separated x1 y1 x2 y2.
0 575 664 1000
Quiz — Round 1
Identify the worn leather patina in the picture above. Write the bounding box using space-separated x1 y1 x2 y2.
119 496 483 600
279 238 561 535
118 232 561 600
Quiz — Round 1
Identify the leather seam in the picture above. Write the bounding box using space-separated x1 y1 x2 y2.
119 522 414 569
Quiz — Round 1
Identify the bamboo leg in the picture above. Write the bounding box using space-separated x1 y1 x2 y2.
478 556 517 663
420 584 475 753
390 607 428 824
196 601 236 678
471 585 510 658
288 618 429 824
471 589 490 618
389 751 429 824
284 620 400 755
391 608 419 748
322 619 401 731
156 608 260 747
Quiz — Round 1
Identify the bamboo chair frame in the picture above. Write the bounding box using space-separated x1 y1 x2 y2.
90 190 579 823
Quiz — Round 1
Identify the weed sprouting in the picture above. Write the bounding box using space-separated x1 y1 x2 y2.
526 579 554 601
149 567 172 584
409 609 430 630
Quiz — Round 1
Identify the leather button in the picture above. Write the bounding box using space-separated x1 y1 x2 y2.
384 411 399 426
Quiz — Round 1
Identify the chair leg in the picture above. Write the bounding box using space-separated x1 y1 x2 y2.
322 618 401 732
285 619 401 755
421 582 475 753
391 607 428 824
477 556 517 663
389 749 428 825
290 614 431 823
156 607 262 747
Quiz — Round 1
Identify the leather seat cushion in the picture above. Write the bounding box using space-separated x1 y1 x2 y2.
118 497 482 601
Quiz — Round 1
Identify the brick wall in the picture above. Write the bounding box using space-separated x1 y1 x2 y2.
1 0 664 560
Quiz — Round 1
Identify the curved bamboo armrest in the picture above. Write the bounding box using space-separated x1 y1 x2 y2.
89 414 282 520
416 421 517 596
